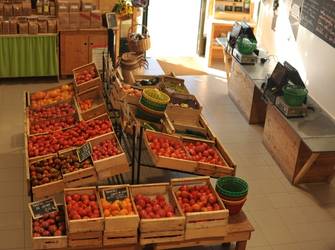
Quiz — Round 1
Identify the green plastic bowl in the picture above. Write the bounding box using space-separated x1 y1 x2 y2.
237 37 257 55
216 176 248 198
140 96 167 112
282 85 308 107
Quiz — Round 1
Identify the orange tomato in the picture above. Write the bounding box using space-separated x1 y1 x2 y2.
104 209 111 217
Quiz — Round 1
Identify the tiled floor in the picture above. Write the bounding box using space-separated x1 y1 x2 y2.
0 75 334 250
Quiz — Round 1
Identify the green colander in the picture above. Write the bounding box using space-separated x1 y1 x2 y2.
215 176 248 198
282 85 308 107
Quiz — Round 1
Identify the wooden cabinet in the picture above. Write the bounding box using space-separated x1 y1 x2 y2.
60 29 107 76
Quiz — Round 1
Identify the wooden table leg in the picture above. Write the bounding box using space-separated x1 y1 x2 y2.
235 240 247 250
293 153 319 185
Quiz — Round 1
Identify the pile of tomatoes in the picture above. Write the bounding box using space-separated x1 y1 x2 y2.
146 133 191 160
75 67 98 85
175 185 221 213
92 137 122 161
184 141 225 166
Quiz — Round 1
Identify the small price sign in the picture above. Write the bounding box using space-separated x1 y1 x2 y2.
77 143 92 162
29 197 58 219
104 187 128 203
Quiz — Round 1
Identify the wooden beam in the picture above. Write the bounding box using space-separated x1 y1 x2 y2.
293 153 320 185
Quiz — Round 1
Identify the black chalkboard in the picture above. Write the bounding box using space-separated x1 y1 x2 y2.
29 198 58 219
300 0 335 48
77 143 92 162
104 187 128 203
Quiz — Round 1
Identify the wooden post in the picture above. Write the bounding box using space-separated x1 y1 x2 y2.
293 153 320 185
235 240 247 250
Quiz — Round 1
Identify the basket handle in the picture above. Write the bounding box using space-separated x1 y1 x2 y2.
128 23 150 38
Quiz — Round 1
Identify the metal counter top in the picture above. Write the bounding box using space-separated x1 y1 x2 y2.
216 37 335 152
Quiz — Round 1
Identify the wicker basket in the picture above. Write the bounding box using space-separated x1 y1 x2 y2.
127 23 151 53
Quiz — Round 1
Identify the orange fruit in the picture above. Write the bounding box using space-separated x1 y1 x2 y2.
119 209 128 216
110 203 120 211
111 210 120 216
101 199 111 209
104 209 111 217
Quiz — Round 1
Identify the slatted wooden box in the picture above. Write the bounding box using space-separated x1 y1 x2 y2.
170 176 229 240
68 231 103 248
131 183 185 245
31 205 68 249
75 86 107 121
64 187 104 233
143 130 197 173
99 185 139 246
59 148 98 188
73 62 102 93
88 132 129 180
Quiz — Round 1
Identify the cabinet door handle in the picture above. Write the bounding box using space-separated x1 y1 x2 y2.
90 42 93 45
84 42 87 45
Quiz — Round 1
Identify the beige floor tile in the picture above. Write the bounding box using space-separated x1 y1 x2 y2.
0 167 23 182
0 180 24 197
286 222 322 242
323 239 335 250
266 193 295 209
271 243 301 250
295 240 330 250
288 192 320 207
298 205 335 223
0 212 24 231
248 179 287 195
247 245 273 250
0 229 25 249
243 194 273 212
0 196 24 213
277 207 308 225
309 221 335 240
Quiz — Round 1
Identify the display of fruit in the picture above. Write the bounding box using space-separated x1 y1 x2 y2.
30 116 77 134
100 197 135 217
31 85 74 109
175 185 222 213
28 119 113 157
75 67 98 85
164 81 188 94
183 141 225 166
29 157 62 187
122 84 142 97
92 137 122 161
134 193 176 219
78 99 93 111
29 103 76 123
59 153 92 174
146 133 191 160
32 209 66 237
65 193 101 219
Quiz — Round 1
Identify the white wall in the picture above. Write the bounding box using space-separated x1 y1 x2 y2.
256 0 335 119
146 0 201 57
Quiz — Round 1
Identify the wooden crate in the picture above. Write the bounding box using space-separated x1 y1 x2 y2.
73 63 102 93
68 231 102 248
99 185 139 246
130 183 185 245
170 176 229 240
27 83 75 109
59 149 98 188
30 155 65 200
64 187 104 233
161 76 189 96
88 132 129 180
166 93 202 120
144 130 197 173
182 137 235 177
31 205 68 249
76 86 107 121
110 85 122 110
114 79 142 106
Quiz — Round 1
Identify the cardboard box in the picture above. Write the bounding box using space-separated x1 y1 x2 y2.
79 11 90 28
90 9 101 28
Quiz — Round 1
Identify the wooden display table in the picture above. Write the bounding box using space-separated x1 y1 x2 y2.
153 211 254 250
264 104 335 184
44 211 253 250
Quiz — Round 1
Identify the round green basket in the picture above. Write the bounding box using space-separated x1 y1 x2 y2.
135 107 162 123
142 88 170 109
140 96 167 112
283 85 308 107
215 176 248 198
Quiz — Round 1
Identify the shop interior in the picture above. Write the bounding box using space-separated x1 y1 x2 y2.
0 0 334 250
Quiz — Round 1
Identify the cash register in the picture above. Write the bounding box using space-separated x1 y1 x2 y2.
227 22 258 65
262 61 308 118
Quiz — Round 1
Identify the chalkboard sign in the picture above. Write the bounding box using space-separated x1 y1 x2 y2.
77 143 92 162
29 198 58 219
104 187 128 203
300 0 335 48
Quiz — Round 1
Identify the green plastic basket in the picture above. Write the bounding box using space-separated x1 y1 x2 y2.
215 176 248 198
282 85 308 107
140 96 167 112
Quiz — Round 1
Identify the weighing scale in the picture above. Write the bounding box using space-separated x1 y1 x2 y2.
233 49 258 65
275 96 308 118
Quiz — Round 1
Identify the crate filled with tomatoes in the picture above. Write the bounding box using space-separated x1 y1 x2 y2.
171 176 229 240
144 130 197 172
73 63 102 93
131 183 185 245
88 132 129 180
75 86 107 121
99 185 139 246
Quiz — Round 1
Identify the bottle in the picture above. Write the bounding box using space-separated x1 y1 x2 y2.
43 0 49 15
36 0 43 15
244 0 250 13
